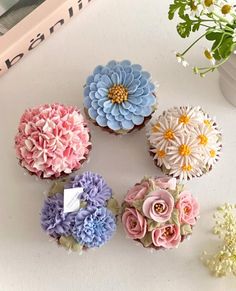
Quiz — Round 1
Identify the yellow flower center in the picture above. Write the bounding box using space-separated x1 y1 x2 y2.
179 114 190 125
184 206 191 214
210 149 216 158
221 4 231 15
182 164 192 172
164 227 173 237
152 123 160 133
204 119 212 127
154 203 166 214
204 0 213 7
164 129 174 140
156 149 166 158
179 144 191 156
204 49 213 60
198 134 208 146
108 84 128 104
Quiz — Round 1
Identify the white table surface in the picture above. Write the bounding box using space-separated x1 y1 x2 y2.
0 0 236 290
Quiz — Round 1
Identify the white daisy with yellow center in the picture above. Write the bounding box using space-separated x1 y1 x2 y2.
147 115 183 151
168 135 202 169
169 163 203 181
194 123 220 154
216 0 236 23
167 106 204 131
205 143 222 166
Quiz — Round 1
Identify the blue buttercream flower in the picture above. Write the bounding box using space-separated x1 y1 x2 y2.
72 206 116 248
65 171 112 207
41 193 76 238
84 60 156 132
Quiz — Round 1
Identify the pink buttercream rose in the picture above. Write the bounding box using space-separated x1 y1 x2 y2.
122 208 147 239
124 181 150 204
142 190 174 222
176 191 200 225
155 177 177 190
152 224 181 249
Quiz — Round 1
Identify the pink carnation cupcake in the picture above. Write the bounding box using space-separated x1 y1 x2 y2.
15 103 92 179
121 176 200 250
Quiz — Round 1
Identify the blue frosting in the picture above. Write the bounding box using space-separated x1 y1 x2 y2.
84 60 156 131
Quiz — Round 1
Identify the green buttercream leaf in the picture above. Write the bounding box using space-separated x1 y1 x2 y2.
170 208 180 226
140 232 153 247
59 236 83 252
80 201 87 209
170 183 184 202
181 224 192 236
107 197 120 216
132 199 144 212
147 219 161 232
147 178 157 192
48 180 66 196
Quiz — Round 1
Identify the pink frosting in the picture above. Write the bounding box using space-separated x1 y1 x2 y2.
15 103 91 178
152 224 181 249
142 190 174 222
122 207 147 239
176 191 200 225
155 177 177 190
124 181 150 204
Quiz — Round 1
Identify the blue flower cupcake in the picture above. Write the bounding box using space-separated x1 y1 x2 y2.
84 60 157 134
41 172 119 253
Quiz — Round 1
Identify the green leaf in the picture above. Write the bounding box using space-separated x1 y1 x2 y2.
181 224 192 235
107 197 120 216
170 209 180 226
219 37 234 59
177 20 192 38
48 180 66 196
132 199 144 212
168 0 188 20
147 219 161 232
140 232 153 247
59 236 83 252
192 21 201 32
170 184 184 202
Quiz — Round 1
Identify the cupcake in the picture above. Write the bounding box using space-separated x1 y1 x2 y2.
146 106 222 180
84 60 157 135
15 103 91 179
121 176 200 250
41 171 119 253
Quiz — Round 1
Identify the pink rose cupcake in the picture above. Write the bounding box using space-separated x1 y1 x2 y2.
121 176 200 250
15 103 92 179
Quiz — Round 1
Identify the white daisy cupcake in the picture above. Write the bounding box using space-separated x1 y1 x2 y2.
146 106 222 181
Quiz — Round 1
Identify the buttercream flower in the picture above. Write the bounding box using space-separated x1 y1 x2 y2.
122 208 147 239
155 177 177 190
72 206 116 248
65 172 112 207
124 181 150 204
142 190 174 222
84 60 157 134
15 103 91 178
41 193 75 238
147 106 222 180
152 224 181 249
176 191 200 225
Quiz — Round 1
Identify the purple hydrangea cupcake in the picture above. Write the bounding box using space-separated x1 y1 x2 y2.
41 172 119 253
84 60 157 135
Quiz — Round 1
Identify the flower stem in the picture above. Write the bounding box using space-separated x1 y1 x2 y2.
181 33 207 56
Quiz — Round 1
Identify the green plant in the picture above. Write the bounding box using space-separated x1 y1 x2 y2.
169 0 236 76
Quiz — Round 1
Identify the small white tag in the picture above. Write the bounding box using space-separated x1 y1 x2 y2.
63 187 83 213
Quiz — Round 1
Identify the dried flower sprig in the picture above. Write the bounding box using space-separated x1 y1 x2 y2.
202 203 236 277
169 0 236 76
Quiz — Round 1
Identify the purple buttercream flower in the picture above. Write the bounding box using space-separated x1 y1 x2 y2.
41 193 75 238
66 172 112 207
72 206 116 248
